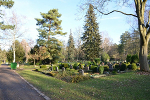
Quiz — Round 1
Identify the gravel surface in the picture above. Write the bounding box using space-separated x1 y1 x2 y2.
0 64 45 100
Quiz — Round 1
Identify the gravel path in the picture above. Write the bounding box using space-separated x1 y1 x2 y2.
0 64 45 100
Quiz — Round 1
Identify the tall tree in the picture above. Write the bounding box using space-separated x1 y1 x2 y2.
82 4 102 60
0 11 27 63
67 30 75 62
81 0 150 71
35 9 66 64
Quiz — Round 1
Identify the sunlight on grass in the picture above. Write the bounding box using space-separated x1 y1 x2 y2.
17 69 150 100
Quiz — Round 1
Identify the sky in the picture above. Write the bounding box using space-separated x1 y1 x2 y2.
2 0 134 46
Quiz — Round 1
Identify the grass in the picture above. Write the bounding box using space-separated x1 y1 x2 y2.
16 67 150 100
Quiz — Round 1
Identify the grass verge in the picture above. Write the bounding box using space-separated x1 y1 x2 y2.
16 69 150 100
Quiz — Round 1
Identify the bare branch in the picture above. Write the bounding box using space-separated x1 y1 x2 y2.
94 7 138 17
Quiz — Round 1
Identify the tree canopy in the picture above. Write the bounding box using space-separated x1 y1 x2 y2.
82 4 102 60
35 9 66 64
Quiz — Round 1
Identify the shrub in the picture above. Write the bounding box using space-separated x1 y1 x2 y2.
120 63 126 71
99 66 104 74
90 65 97 72
64 63 69 68
132 63 137 71
131 54 139 63
73 63 78 69
52 66 58 71
126 54 132 63
79 63 83 69
103 65 109 71
87 61 92 65
115 64 120 70
66 68 70 71
59 63 64 69
40 65 47 68
95 58 101 64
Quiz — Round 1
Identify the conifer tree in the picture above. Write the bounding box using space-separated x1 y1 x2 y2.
67 30 75 62
82 4 102 60
0 0 14 30
35 9 66 64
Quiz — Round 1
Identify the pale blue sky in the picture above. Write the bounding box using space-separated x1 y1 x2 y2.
5 0 133 45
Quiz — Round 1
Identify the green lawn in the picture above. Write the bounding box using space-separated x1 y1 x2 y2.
16 68 150 100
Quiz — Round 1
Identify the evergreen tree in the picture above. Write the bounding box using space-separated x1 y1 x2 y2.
0 0 14 30
82 4 102 60
7 40 25 63
67 30 75 61
35 9 66 64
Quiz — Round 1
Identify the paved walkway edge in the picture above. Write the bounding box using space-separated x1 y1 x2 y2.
13 70 51 100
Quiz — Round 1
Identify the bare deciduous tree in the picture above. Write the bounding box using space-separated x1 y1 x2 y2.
0 10 27 62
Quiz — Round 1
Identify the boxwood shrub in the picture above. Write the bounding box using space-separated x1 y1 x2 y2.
99 66 104 74
132 63 137 71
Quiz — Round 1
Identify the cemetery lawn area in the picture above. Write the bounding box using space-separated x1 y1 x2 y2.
16 69 150 100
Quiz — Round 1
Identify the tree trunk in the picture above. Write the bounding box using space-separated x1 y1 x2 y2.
139 40 149 71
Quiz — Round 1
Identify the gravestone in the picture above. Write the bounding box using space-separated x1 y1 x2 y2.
85 67 89 71
79 69 84 75
108 64 113 71
51 67 53 71
70 65 73 69
89 65 91 69
77 66 79 69
56 67 59 71
62 67 65 72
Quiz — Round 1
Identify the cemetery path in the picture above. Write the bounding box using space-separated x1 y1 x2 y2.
0 64 46 100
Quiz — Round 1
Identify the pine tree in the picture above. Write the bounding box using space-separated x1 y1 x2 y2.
82 4 102 60
0 0 14 30
35 9 66 64
67 30 75 62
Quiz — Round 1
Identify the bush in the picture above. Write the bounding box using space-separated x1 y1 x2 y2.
40 65 47 68
63 63 69 68
79 63 84 69
103 65 109 71
66 68 70 71
115 64 120 70
99 66 104 74
90 65 97 72
52 66 58 71
120 63 126 71
126 54 132 63
131 54 139 63
112 68 117 75
132 63 137 71
95 58 101 64
59 63 64 69
73 63 78 69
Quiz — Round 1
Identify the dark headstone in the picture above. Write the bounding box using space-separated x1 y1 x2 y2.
79 69 84 75
70 65 73 69
62 67 65 72
85 67 89 71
